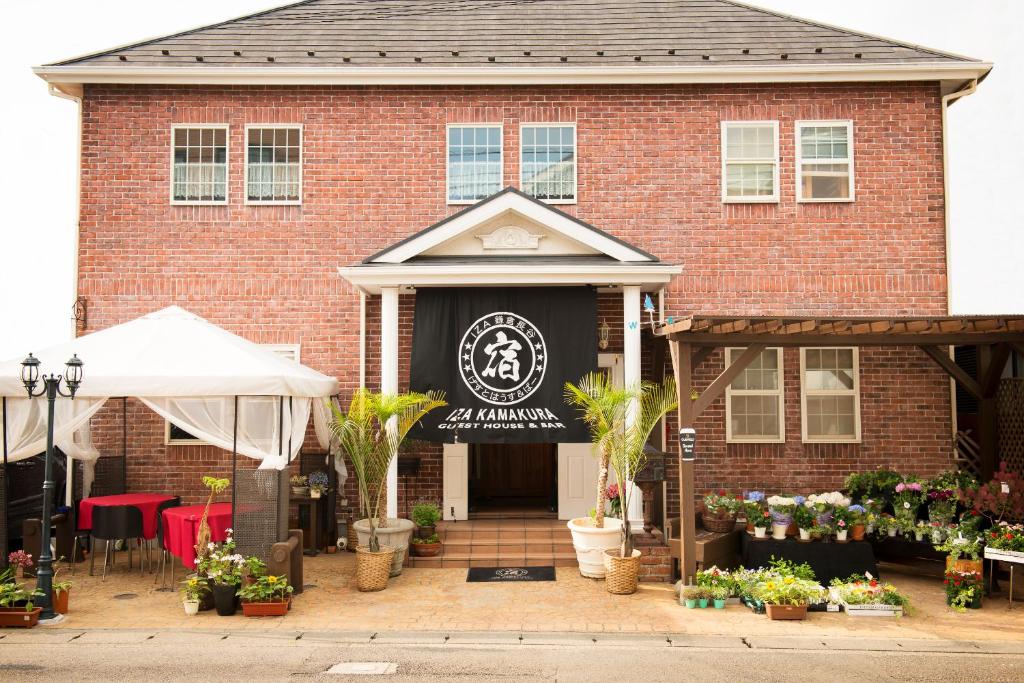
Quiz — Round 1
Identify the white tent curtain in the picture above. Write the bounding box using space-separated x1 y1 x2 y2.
56 421 102 497
140 396 312 470
312 396 347 487
0 396 107 464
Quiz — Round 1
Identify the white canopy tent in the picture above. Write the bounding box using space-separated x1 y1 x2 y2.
0 306 341 499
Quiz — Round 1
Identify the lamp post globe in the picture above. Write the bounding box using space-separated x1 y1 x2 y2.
18 353 84 621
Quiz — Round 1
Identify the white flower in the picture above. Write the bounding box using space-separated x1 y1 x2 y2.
903 502 911 509
225 528 233 534
194 558 200 565
207 542 216 550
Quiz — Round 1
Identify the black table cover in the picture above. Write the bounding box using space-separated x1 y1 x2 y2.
740 534 878 585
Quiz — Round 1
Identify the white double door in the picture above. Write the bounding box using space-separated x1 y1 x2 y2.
443 354 622 521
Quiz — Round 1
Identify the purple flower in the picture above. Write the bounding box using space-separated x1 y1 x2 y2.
794 495 806 506
746 491 765 503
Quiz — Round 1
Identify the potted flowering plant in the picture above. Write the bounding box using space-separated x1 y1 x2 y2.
711 585 729 609
180 575 209 616
238 574 294 617
847 504 867 540
893 481 924 529
702 490 740 533
984 523 1024 561
936 530 983 575
959 464 1024 526
289 474 309 496
308 471 329 499
926 488 956 525
752 575 824 621
767 496 798 540
830 573 909 617
944 569 983 611
913 520 928 542
832 505 853 542
862 499 883 534
681 586 702 609
793 503 816 542
876 514 898 538
606 483 623 519
805 491 850 528
0 567 44 628
7 550 33 579
753 508 771 539
196 533 245 616
695 565 741 603
742 491 766 534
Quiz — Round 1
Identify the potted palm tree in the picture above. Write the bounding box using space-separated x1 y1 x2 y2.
329 389 445 590
564 373 677 590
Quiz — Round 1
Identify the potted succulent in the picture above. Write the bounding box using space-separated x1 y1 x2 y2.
565 375 676 594
0 567 44 628
238 574 294 617
681 586 701 609
308 471 329 499
752 575 824 621
794 503 815 542
330 389 446 589
701 491 740 533
767 496 798 540
180 575 208 616
289 474 309 497
411 502 442 540
197 533 245 616
711 586 729 609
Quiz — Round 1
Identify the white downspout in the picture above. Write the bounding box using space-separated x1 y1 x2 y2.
48 84 83 507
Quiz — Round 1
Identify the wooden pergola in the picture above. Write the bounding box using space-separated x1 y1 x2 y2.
653 315 1024 584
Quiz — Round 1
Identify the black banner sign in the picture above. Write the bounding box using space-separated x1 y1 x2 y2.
409 287 597 443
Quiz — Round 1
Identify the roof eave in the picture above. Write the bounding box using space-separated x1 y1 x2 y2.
34 61 993 93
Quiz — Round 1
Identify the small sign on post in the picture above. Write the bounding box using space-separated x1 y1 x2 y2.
679 427 696 461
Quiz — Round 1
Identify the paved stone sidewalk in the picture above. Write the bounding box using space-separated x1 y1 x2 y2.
34 553 1024 642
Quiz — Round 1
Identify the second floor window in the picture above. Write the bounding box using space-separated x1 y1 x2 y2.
448 125 502 203
521 124 576 202
246 126 301 203
172 126 227 204
721 121 779 202
797 121 854 201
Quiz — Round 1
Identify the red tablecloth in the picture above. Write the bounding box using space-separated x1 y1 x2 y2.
78 493 177 540
162 503 233 570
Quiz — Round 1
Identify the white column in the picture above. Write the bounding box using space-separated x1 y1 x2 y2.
622 285 644 527
381 286 400 519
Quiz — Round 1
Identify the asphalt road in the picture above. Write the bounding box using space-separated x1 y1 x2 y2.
2 630 1023 682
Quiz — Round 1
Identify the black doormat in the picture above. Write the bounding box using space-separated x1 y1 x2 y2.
466 566 555 582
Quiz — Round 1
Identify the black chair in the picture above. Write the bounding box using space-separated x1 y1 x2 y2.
70 498 91 576
90 505 145 579
153 497 182 587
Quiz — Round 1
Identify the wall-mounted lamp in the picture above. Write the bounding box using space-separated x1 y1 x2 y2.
72 297 87 330
598 319 610 350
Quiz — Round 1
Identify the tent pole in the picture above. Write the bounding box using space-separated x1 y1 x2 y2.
122 398 127 493
231 396 238 531
277 397 284 544
287 396 293 464
2 397 8 569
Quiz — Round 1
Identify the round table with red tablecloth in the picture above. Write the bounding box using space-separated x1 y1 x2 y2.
161 503 233 570
78 493 177 539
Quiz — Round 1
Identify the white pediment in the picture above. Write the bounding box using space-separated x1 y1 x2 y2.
365 188 657 264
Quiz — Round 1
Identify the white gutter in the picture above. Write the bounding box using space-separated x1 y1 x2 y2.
941 78 979 314
34 61 992 94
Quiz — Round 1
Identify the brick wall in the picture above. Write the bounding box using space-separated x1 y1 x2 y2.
76 81 952 514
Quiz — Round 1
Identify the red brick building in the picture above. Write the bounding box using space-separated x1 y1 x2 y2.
35 1 993 543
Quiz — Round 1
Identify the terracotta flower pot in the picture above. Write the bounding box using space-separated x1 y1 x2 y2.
851 524 865 541
0 607 42 628
51 589 70 615
410 541 442 557
765 603 808 621
241 598 290 617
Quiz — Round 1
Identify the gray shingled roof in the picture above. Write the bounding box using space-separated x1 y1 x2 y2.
49 0 979 68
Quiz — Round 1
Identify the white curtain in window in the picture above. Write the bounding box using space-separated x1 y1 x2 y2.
0 396 107 464
140 395 311 470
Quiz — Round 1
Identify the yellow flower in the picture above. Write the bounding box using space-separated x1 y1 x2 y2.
783 576 795 585
267 575 278 584
188 578 198 587
765 581 775 590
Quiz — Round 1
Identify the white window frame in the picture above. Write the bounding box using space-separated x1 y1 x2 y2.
725 347 785 443
169 124 229 206
721 120 779 204
800 346 861 443
244 124 303 206
165 344 300 445
519 122 577 205
795 120 855 203
446 123 504 205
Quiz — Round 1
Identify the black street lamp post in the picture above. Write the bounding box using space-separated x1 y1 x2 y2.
20 352 83 620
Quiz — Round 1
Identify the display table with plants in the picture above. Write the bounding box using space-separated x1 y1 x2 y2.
740 533 878 586
330 389 446 591
564 373 676 593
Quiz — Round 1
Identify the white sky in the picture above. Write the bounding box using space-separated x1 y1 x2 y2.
0 0 1021 360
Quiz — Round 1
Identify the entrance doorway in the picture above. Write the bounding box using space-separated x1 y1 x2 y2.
469 443 557 515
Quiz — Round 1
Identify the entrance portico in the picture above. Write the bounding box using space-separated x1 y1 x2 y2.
339 188 680 524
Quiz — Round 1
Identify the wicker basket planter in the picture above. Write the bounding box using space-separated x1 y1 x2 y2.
354 518 414 577
701 511 738 534
603 549 642 595
241 598 290 617
356 546 396 592
765 603 809 621
0 607 42 628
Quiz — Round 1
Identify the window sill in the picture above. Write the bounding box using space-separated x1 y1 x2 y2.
245 200 302 206
797 198 855 204
802 437 861 445
170 201 228 207
726 438 786 445
722 197 779 204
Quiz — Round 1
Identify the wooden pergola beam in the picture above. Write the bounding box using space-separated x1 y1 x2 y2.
692 343 767 417
919 345 981 400
654 332 1024 346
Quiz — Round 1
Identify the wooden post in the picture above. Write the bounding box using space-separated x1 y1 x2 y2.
978 343 1011 481
669 340 697 585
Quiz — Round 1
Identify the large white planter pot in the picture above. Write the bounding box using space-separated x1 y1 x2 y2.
354 518 414 577
771 523 788 540
567 517 624 579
